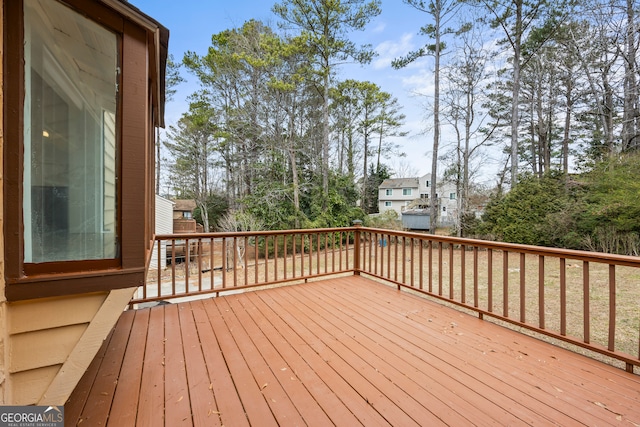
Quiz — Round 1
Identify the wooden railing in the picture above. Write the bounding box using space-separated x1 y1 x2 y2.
134 225 640 373
354 226 640 373
134 227 356 305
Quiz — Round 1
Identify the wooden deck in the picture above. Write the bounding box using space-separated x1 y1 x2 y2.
65 276 640 426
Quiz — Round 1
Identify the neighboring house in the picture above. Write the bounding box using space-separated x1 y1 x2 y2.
172 199 198 233
1 0 168 405
378 175 459 227
377 177 421 214
150 195 174 270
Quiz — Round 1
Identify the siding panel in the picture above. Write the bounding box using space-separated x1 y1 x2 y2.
10 324 86 373
8 293 106 334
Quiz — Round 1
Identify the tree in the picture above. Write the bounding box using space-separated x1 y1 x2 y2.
441 20 494 236
373 93 407 175
330 79 406 213
363 163 391 213
354 81 385 213
477 172 578 247
157 54 184 195
331 80 364 178
621 0 639 151
164 104 217 231
393 0 461 233
467 0 570 186
184 21 277 204
273 0 381 203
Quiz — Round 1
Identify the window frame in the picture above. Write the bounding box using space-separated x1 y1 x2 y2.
385 189 392 196
4 0 150 300
402 188 412 196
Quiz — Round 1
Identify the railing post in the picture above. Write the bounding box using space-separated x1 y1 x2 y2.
353 220 362 275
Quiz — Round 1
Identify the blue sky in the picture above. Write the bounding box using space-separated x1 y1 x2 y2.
129 0 463 180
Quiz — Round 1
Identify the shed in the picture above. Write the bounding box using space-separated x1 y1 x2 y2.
402 210 431 230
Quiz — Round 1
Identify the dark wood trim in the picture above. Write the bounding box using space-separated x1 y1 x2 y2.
3 0 25 280
59 0 124 32
5 268 144 301
120 20 148 271
23 259 120 276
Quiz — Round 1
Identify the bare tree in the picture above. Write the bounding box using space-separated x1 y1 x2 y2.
393 0 461 232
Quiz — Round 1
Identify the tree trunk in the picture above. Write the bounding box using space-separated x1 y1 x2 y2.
362 109 370 214
376 117 384 174
288 146 300 228
510 0 523 186
530 95 538 177
462 87 472 238
322 71 330 204
623 0 639 151
429 0 442 234
562 77 572 175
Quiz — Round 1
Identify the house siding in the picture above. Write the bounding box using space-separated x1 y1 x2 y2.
150 195 173 269
378 175 460 228
6 293 107 405
5 288 138 405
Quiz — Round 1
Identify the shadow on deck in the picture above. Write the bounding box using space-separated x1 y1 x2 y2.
65 276 640 426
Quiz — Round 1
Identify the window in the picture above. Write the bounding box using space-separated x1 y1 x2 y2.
183 211 192 219
23 0 119 263
425 180 430 187
443 207 447 212
4 0 163 300
450 193 456 200
385 201 392 207
385 189 393 196
420 193 428 199
402 188 412 196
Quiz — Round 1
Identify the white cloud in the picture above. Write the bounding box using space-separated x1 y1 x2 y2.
372 33 415 70
401 69 434 98
371 22 386 34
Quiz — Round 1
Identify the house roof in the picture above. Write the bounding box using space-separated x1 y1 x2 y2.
173 199 197 212
379 178 420 189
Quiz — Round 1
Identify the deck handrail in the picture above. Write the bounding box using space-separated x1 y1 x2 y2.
353 225 640 373
135 227 357 304
135 225 640 373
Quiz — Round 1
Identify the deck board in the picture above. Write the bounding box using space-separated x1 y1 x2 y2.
290 281 521 425
176 302 221 427
66 276 640 426
136 306 165 427
163 304 192 426
201 298 281 427
328 279 636 424
64 323 117 424
76 310 134 426
223 295 335 425
190 299 248 427
242 291 390 427
106 308 149 427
